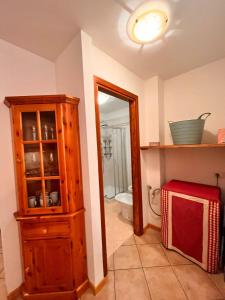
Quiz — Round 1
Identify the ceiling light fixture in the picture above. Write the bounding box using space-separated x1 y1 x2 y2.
127 8 169 44
98 92 110 105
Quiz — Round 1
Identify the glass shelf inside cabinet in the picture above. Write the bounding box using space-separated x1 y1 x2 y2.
22 112 39 141
40 111 56 141
43 143 59 176
24 144 41 177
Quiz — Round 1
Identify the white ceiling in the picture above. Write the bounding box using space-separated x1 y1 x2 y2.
100 94 129 114
0 0 225 79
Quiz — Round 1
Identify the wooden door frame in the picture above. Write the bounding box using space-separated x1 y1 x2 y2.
94 76 143 276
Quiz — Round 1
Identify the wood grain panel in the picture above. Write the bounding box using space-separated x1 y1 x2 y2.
4 94 79 107
63 103 84 212
5 95 88 299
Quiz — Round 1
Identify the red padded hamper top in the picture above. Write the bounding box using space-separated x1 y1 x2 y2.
162 180 221 202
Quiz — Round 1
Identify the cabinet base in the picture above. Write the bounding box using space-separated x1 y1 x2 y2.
22 289 77 300
21 280 89 300
76 280 89 297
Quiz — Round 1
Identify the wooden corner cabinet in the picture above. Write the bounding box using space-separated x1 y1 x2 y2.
4 95 88 300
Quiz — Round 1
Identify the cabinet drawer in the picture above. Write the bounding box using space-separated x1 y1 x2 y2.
22 221 70 239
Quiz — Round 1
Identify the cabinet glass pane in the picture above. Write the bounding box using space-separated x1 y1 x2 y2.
24 144 41 177
27 180 43 208
22 112 39 141
40 111 56 140
45 180 61 207
43 144 59 176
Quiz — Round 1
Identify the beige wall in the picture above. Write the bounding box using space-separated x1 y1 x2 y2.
81 32 146 284
0 38 56 293
163 58 225 196
3 27 224 294
55 33 103 283
163 58 225 144
55 30 164 285
55 32 105 285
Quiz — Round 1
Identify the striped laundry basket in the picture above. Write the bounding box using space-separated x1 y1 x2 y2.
161 180 221 273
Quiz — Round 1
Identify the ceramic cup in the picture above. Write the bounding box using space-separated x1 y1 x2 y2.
39 198 44 207
28 196 36 208
50 191 58 205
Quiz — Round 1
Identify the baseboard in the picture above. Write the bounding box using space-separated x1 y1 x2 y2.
76 279 89 297
22 289 76 300
89 275 107 295
8 280 89 300
7 284 22 300
144 223 161 232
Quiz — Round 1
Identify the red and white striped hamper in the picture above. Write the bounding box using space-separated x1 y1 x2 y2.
161 180 221 273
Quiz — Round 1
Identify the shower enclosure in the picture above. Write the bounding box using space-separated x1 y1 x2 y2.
101 124 130 199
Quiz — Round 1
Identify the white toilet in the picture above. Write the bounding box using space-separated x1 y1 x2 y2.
128 185 132 193
115 192 133 222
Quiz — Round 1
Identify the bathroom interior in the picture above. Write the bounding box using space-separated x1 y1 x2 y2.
99 91 133 257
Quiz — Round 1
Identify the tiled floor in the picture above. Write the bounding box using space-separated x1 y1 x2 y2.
81 228 225 300
104 199 133 257
4 228 225 300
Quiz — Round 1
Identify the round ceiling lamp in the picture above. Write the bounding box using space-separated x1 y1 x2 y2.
127 6 169 44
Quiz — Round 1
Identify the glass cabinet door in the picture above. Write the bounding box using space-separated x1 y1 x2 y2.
21 108 63 213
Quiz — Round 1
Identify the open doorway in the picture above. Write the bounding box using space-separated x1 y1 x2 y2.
94 77 143 276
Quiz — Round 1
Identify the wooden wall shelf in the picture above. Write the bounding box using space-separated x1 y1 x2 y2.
140 143 225 150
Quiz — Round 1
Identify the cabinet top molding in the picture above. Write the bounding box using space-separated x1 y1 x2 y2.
4 94 80 107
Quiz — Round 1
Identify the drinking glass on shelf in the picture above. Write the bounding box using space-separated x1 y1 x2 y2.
49 152 54 162
50 127 54 139
31 126 37 140
43 124 48 140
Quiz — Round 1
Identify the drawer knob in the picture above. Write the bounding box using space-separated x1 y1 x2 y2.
25 266 30 275
42 228 47 234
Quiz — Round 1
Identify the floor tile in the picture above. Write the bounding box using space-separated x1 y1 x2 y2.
105 200 133 257
114 245 141 270
115 269 151 300
138 244 170 267
173 265 222 300
134 228 161 244
81 271 115 300
108 255 114 271
209 272 225 298
122 235 135 246
163 248 193 265
144 266 186 300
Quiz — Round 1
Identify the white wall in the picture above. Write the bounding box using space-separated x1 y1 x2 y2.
91 41 165 228
90 40 154 228
141 77 165 228
0 38 56 293
163 58 225 197
164 58 225 144
55 32 104 285
59 30 160 285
